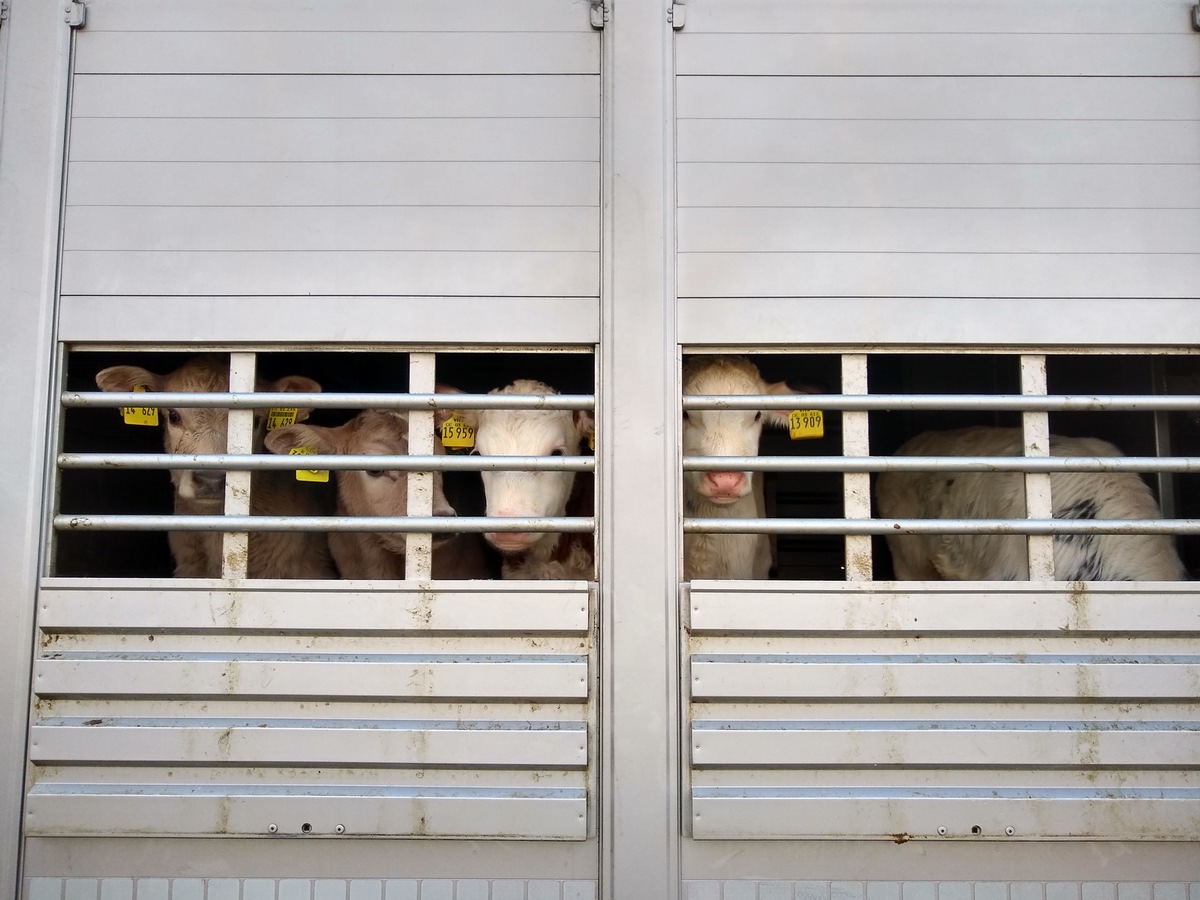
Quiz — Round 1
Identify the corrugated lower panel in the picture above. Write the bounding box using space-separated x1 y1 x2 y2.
685 583 1200 841
28 581 593 839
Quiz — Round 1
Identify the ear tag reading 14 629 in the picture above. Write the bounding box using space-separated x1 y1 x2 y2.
289 447 329 483
788 409 824 441
441 413 475 449
122 385 158 426
267 408 298 431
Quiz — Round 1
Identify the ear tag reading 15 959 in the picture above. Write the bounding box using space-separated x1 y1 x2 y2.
441 413 475 449
788 409 824 441
289 446 329 483
267 408 298 431
122 385 158 426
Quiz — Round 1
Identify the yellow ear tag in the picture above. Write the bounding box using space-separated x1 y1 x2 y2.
440 413 475 449
788 409 824 440
267 408 298 431
122 385 158 426
588 432 595 452
289 447 329 483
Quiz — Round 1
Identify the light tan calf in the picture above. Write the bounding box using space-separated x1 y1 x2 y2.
265 406 495 580
95 354 336 579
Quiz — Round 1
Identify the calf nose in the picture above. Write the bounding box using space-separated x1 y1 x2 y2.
705 471 746 497
191 469 226 495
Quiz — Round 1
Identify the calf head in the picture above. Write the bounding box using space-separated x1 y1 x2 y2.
264 399 459 554
95 354 321 503
682 356 795 505
462 379 595 555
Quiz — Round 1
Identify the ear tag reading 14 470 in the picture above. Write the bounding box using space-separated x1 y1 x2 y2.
788 409 824 440
267 408 298 431
441 413 476 449
289 447 329 483
122 385 158 426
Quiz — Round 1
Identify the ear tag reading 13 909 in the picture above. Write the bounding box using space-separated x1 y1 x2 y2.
289 446 329 483
441 413 476 449
122 385 158 426
788 409 824 441
267 408 298 431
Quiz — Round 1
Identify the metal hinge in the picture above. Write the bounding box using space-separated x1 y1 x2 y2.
589 0 607 30
64 0 86 28
0 0 9 31
668 0 686 31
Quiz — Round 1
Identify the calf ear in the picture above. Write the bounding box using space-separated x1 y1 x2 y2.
96 365 162 393
261 374 322 423
263 422 336 456
573 410 596 440
761 380 815 427
432 384 464 429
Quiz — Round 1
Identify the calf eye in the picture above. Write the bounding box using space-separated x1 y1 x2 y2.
754 412 762 422
550 448 565 457
166 409 182 427
682 411 690 421
365 470 385 478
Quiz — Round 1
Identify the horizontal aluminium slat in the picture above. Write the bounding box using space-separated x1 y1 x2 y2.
81 0 591 33
36 655 588 701
66 161 599 206
31 719 587 768
53 515 595 535
64 206 599 252
679 208 1200 255
678 120 1200 166
24 784 588 839
63 390 596 410
61 250 599 298
677 251 1200 300
71 74 599 118
69 118 600 165
75 33 601 76
676 76 1200 121
37 584 590 634
58 453 596 472
691 720 1200 769
686 584 1200 634
682 456 1200 473
683 518 1200 536
678 162 1200 211
676 34 1200 77
690 789 1200 841
690 655 1200 701
683 0 1189 35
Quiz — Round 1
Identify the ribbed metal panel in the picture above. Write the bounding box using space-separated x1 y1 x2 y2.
685 582 1200 840
28 581 593 839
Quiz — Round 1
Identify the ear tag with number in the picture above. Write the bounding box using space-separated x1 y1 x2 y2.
441 413 475 449
267 408 298 431
788 409 825 441
289 446 329 483
122 385 158 426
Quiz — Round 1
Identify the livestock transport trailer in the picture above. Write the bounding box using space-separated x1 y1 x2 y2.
2 0 1199 897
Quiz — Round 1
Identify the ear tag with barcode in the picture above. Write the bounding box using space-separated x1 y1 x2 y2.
267 408 298 431
788 409 824 441
122 385 158 426
289 446 329 483
441 413 475 449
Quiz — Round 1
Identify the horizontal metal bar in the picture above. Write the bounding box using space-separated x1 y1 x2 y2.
684 456 1200 474
684 518 1200 536
62 391 595 411
53 515 594 534
684 393 1200 412
58 453 595 473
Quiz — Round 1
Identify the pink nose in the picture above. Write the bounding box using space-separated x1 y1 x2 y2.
705 471 746 496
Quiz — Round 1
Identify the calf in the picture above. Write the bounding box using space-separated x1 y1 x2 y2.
462 380 595 580
682 356 796 580
264 404 495 580
95 355 336 579
876 425 1187 581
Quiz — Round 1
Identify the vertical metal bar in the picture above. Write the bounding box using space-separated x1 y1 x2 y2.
841 354 872 581
1151 357 1178 518
1021 354 1055 580
221 352 255 579
45 342 68 579
405 352 435 580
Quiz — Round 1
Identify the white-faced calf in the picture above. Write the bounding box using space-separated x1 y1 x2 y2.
462 380 595 580
95 354 336 579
